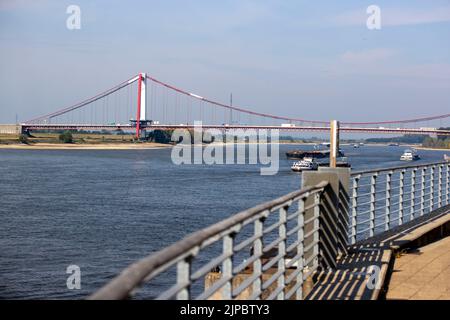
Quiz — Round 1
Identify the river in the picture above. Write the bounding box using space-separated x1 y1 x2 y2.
0 144 447 299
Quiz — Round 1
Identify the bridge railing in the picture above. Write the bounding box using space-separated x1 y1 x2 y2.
89 181 340 300
349 161 450 244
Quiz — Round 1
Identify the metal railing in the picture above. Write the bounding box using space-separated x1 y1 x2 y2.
350 161 450 244
90 181 333 300
90 160 450 300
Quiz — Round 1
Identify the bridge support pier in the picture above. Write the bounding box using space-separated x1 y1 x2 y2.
136 72 147 139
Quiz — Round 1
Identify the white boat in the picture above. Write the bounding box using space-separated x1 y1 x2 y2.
291 157 319 172
400 149 420 161
444 154 450 162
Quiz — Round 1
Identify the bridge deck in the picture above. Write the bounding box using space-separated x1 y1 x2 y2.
306 209 450 300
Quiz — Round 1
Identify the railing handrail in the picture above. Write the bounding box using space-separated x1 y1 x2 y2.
352 160 449 176
89 181 329 300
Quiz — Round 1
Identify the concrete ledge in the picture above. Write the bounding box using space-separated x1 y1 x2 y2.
388 214 450 251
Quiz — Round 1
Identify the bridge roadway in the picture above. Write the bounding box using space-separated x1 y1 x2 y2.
21 123 450 136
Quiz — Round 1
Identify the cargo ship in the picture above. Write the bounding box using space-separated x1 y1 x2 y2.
286 149 345 159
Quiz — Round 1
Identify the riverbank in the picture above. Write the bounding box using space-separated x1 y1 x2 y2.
413 146 450 152
0 142 172 150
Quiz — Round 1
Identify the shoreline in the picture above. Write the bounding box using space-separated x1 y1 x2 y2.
412 146 450 152
0 142 173 150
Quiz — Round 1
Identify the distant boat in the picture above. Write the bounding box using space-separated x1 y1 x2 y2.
400 149 420 161
353 143 360 148
317 157 351 168
389 143 400 146
444 154 450 162
291 157 319 172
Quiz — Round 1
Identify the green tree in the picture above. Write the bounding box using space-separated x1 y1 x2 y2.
59 131 73 143
18 134 29 144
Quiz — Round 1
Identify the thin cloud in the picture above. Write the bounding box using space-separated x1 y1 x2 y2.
340 48 396 64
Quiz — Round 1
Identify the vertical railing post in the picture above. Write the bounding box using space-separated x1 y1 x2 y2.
277 206 287 300
252 218 263 299
222 234 234 299
385 171 392 231
296 199 305 300
351 176 359 244
420 167 426 216
446 163 450 205
176 257 192 299
369 174 377 238
313 193 320 270
398 170 405 225
429 166 435 213
437 165 443 208
410 169 416 221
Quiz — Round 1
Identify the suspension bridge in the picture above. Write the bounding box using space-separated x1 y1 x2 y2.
22 72 450 138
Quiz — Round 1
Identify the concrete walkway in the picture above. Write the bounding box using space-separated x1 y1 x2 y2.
386 236 450 300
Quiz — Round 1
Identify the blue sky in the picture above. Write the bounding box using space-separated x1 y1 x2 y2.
1 0 449 125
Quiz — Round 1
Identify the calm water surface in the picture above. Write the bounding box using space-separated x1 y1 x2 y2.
0 144 447 298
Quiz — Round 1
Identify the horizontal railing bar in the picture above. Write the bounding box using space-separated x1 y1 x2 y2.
262 253 284 272
303 253 318 267
285 265 303 285
303 240 320 256
285 275 304 300
356 226 372 235
357 216 373 225
286 240 302 255
351 160 448 176
304 214 318 225
303 226 320 239
156 282 188 300
233 271 261 298
234 234 260 253
195 274 233 300
263 220 284 235
374 221 388 228
286 224 303 238
262 269 284 291
287 211 301 221
266 284 285 300
263 237 285 254
302 265 318 280
233 253 262 274
190 253 230 281
285 251 303 269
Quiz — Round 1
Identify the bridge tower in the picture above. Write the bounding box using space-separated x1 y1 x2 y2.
136 72 147 138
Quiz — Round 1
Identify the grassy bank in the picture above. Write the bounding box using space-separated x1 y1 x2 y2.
0 132 172 150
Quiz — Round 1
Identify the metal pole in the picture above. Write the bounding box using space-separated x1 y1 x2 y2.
385 171 392 231
398 170 405 225
351 176 359 244
330 120 339 168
